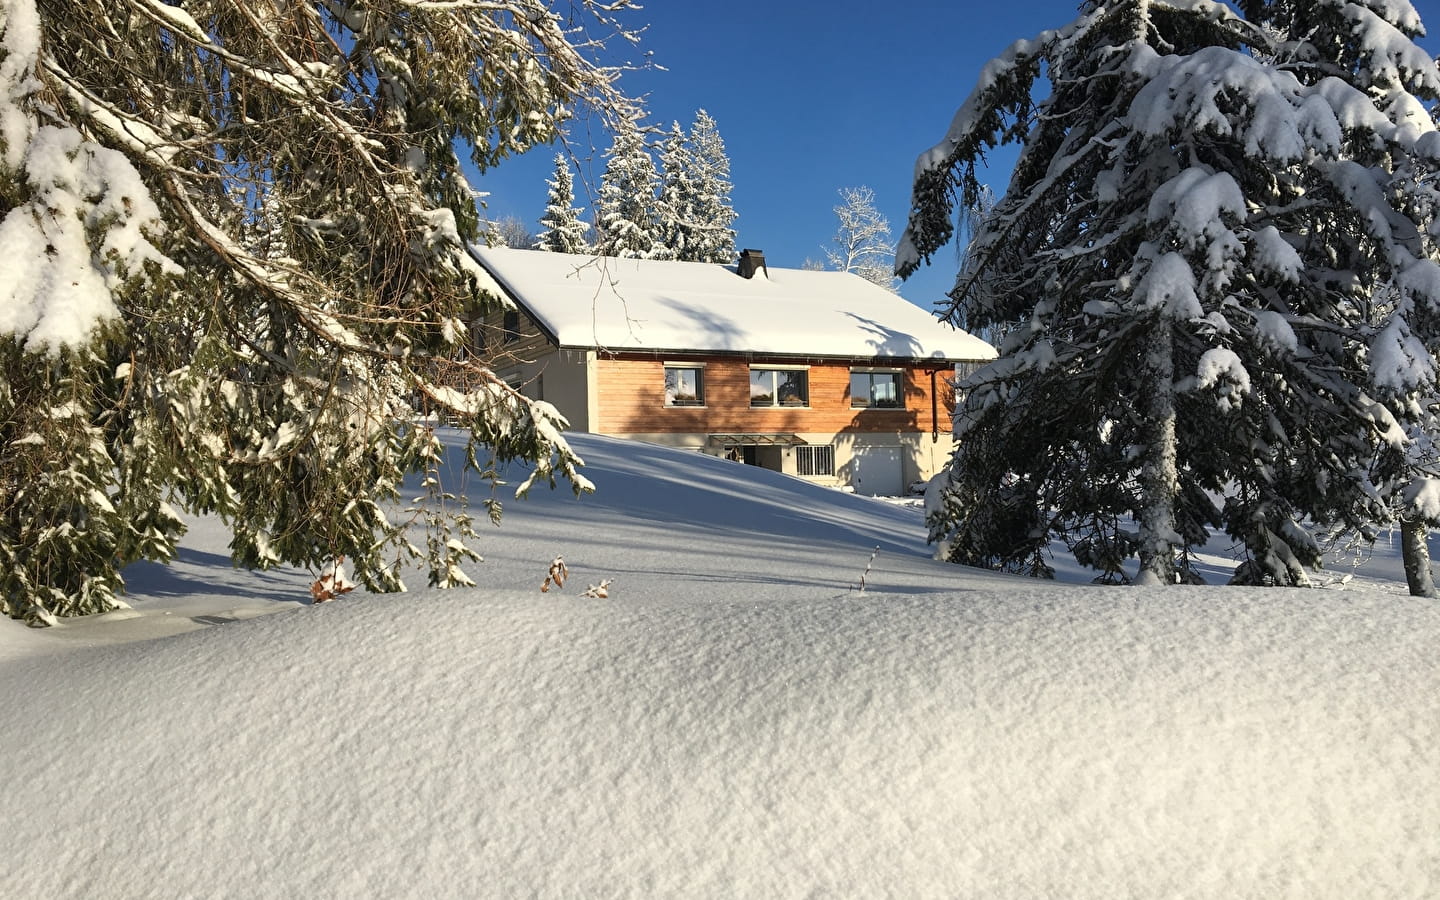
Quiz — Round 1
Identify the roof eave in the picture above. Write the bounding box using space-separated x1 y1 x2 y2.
466 245 563 348
560 344 989 366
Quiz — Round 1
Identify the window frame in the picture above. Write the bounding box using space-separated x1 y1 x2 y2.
795 444 836 477
663 363 706 408
749 366 810 408
850 367 904 410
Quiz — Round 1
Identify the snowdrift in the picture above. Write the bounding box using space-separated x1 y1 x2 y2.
1 433 1436 896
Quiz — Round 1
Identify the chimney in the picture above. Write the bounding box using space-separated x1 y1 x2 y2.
737 248 767 279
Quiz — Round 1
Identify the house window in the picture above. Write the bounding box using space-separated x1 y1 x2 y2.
750 368 809 407
850 369 902 409
951 360 987 405
502 309 520 343
664 366 705 407
953 360 986 381
796 444 835 477
501 373 543 400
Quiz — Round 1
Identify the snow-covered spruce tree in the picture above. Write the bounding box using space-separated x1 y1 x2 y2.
0 0 643 625
1252 0 1440 597
825 186 899 292
899 0 1440 586
595 115 662 258
654 122 694 262
657 109 737 264
535 153 589 254
1386 369 1440 597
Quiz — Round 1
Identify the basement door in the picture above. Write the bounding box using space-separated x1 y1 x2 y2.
852 446 903 497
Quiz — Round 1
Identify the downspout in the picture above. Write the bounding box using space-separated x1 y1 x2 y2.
930 369 939 443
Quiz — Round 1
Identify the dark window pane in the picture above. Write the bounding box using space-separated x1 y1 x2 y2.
852 371 901 408
751 369 807 407
873 373 900 408
849 371 870 407
778 371 807 406
750 370 773 406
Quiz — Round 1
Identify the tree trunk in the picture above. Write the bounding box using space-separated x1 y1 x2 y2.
1401 517 1438 598
1135 323 1179 586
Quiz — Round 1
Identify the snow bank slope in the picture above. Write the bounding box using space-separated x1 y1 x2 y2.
0 431 939 662
481 430 938 557
3 583 1437 897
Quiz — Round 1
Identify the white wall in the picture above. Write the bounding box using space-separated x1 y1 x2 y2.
608 431 956 496
497 349 591 432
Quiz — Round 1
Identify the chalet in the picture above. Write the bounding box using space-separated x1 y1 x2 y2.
469 246 995 496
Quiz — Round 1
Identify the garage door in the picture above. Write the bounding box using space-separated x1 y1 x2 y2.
853 446 903 497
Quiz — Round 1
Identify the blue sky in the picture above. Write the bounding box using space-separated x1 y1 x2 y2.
472 0 1440 313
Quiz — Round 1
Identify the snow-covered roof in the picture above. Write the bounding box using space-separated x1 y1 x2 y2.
472 246 995 362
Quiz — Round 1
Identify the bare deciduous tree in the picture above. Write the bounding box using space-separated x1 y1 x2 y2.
489 215 536 250
823 186 898 292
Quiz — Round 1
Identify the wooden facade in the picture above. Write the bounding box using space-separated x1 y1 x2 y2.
475 306 552 368
594 355 954 439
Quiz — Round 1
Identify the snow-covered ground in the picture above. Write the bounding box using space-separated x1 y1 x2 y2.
2 431 1437 897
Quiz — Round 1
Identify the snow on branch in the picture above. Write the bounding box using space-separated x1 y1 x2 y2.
0 130 178 350
1339 2 1440 94
0 0 647 621
896 25 1066 277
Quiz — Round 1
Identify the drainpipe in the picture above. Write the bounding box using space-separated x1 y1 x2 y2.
929 369 939 443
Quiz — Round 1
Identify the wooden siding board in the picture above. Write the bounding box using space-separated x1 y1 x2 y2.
596 355 953 437
475 307 552 362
